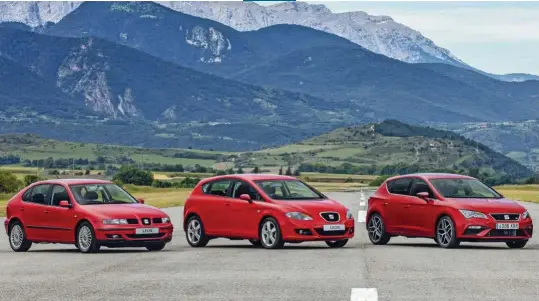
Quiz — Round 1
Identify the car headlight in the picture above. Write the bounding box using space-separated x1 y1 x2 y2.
285 212 313 220
162 217 171 223
103 218 128 225
346 209 354 219
522 211 530 219
459 210 487 219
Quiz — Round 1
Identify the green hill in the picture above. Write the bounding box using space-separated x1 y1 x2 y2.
0 120 534 185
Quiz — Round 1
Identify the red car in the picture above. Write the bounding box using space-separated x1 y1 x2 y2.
183 174 354 249
4 179 173 253
366 173 533 248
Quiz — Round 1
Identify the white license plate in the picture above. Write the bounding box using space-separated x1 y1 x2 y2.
135 228 159 234
496 223 519 230
323 224 345 231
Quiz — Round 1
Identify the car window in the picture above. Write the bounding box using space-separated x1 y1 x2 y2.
29 184 51 205
231 181 262 201
50 185 70 206
22 188 32 202
409 178 435 198
70 184 137 205
206 180 232 196
387 178 413 195
255 180 325 200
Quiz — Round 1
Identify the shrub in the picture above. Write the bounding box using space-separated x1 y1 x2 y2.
23 175 41 186
369 175 391 187
112 166 153 186
0 171 23 193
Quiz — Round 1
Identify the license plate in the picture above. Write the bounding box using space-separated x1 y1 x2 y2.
323 224 345 231
135 228 159 234
496 223 519 230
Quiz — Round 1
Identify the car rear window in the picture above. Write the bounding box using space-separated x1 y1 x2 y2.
387 178 413 195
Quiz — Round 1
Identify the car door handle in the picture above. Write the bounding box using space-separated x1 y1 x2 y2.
20 207 24 211
383 202 388 206
225 202 231 206
44 209 50 213
404 205 411 208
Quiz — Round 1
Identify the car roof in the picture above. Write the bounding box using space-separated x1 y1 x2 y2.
31 178 113 186
386 173 475 181
200 173 297 183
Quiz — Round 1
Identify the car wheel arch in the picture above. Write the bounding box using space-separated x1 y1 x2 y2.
183 212 200 232
8 217 23 231
434 213 456 235
74 219 95 240
258 214 279 230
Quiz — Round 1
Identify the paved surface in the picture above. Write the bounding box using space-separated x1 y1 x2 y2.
1 191 538 301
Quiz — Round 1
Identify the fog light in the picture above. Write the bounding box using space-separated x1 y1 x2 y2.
112 234 121 239
468 226 482 229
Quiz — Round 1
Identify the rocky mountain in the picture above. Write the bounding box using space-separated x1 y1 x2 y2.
2 1 537 82
229 45 539 123
0 26 372 150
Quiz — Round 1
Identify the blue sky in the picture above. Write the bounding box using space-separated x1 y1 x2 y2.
257 1 539 75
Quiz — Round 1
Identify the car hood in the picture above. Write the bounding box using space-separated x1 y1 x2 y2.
448 198 526 213
276 199 347 214
79 203 168 220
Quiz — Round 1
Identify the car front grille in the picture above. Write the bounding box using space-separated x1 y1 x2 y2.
314 228 348 236
126 219 138 224
152 218 163 224
490 213 520 221
140 218 152 225
320 212 340 222
487 229 526 237
126 233 165 239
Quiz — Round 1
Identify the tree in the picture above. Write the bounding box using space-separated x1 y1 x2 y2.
237 167 244 174
285 166 292 176
278 166 283 175
112 166 153 186
0 171 22 193
293 169 301 176
253 166 260 173
85 169 91 175
23 175 40 186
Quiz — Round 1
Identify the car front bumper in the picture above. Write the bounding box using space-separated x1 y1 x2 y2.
95 224 174 247
457 218 533 242
279 218 355 242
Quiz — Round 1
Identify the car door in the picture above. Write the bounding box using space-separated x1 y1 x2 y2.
402 178 437 237
227 180 263 238
22 184 52 241
43 184 75 243
201 179 234 236
384 177 413 234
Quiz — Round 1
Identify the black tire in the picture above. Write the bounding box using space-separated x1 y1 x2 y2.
259 217 284 249
435 216 460 248
249 239 262 247
146 243 166 251
506 240 528 249
367 213 391 245
185 215 209 247
75 221 100 253
8 221 32 252
325 239 348 248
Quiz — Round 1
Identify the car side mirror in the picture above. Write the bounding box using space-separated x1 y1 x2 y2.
137 198 145 204
416 192 430 201
239 194 252 203
59 200 71 208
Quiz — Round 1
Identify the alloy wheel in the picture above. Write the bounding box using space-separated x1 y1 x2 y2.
261 221 277 247
187 219 201 244
78 225 93 252
10 224 24 249
367 215 383 242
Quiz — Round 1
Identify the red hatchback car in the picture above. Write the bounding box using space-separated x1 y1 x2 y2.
366 173 533 248
183 174 355 249
4 179 173 253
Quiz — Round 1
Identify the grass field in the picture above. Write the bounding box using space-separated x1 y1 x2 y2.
495 185 539 203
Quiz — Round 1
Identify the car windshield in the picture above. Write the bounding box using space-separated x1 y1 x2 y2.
430 178 502 199
255 180 325 200
69 183 138 205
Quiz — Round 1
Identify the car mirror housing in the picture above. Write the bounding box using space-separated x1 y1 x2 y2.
239 194 252 203
137 198 145 204
416 192 430 200
59 200 71 208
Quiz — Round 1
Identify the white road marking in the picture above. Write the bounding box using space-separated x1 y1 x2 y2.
351 288 378 301
359 201 366 206
357 210 367 223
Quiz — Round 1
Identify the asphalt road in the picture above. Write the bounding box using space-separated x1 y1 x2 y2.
1 191 538 301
